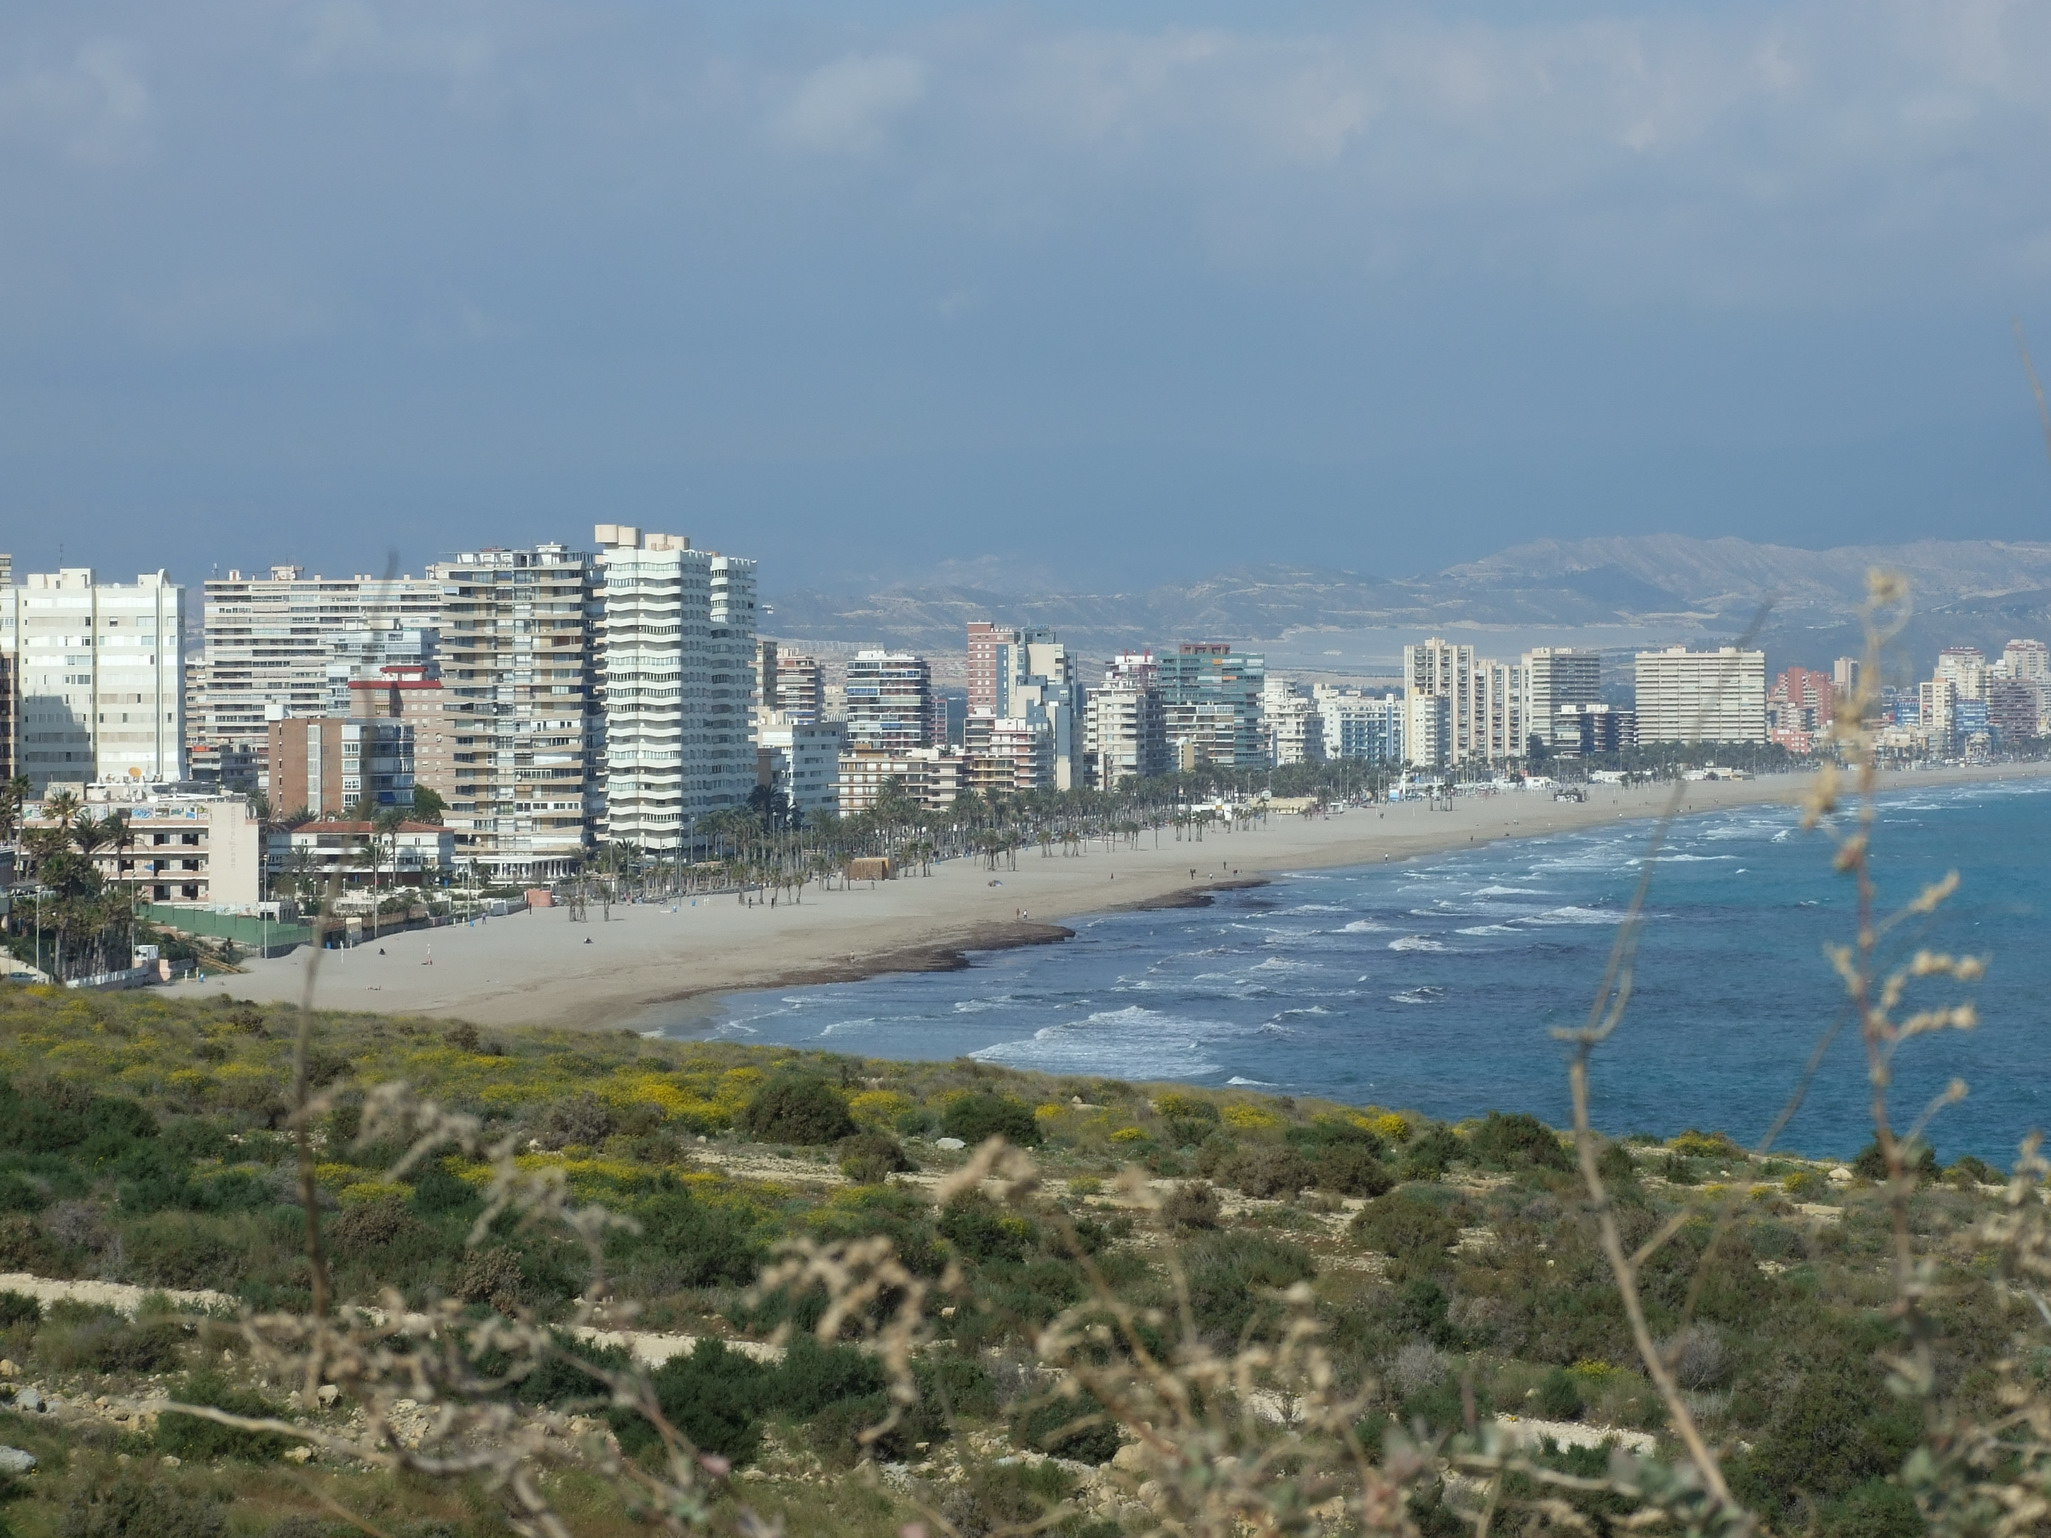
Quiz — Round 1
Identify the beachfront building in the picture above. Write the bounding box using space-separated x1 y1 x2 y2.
1550 703 1637 756
1084 676 1168 787
845 651 934 754
185 565 442 790
428 542 601 881
23 779 263 906
1767 666 1836 753
1159 643 1266 769
1403 692 1449 769
323 628 438 716
835 745 963 815
1998 638 2051 682
963 713 1054 796
757 718 844 818
266 819 456 890
1633 647 1768 744
1262 679 1324 766
1315 686 1405 765
0 569 186 794
1403 638 1523 767
594 525 759 858
1520 648 1601 758
266 715 414 816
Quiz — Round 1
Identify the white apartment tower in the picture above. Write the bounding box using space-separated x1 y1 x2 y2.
428 543 600 880
594 525 759 856
1084 681 1168 786
1403 637 1522 765
1634 647 1768 744
1315 686 1406 765
0 570 186 794
1261 679 1324 766
187 566 443 789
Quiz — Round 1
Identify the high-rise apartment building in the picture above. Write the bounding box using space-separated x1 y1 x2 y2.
1768 666 1836 750
1520 648 1601 757
1551 703 1637 756
1404 693 1450 769
1832 657 1863 696
1935 646 1989 699
324 628 437 716
969 625 1083 789
1634 647 1767 744
757 719 844 817
967 621 1011 717
0 569 185 793
845 652 934 753
964 714 1054 796
1998 638 2051 682
428 543 600 880
1405 638 1522 765
1159 644 1266 769
186 566 442 790
773 653 825 727
593 525 758 857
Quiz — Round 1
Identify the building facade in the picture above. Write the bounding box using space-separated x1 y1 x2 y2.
593 525 759 857
1520 648 1601 757
427 543 600 880
1634 647 1768 744
1550 703 1637 756
30 780 264 906
773 653 825 726
835 746 963 815
1261 679 1324 766
0 570 185 794
267 715 415 817
1314 687 1405 765
1084 681 1168 786
844 652 934 753
1159 644 1266 769
757 719 845 817
186 566 442 790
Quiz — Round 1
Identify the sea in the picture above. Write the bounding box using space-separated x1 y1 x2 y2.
666 777 2051 1164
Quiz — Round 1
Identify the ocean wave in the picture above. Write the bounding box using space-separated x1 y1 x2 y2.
1389 935 1453 953
1389 986 1446 1005
1473 884 1550 896
1528 906 1633 925
1456 923 1522 936
1251 956 1322 972
1341 918 1391 933
952 996 1015 1013
968 1004 1230 1079
1226 1076 1278 1087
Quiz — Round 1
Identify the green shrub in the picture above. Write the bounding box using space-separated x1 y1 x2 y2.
1219 1143 1314 1199
612 1339 771 1465
1162 1180 1222 1230
1852 1141 1938 1183
1595 1141 1636 1184
1400 1125 1461 1180
58 1478 227 1538
0 1291 40 1327
610 1183 762 1288
36 1306 186 1373
1152 1092 1218 1123
410 1160 483 1217
0 1173 46 1214
775 1334 885 1416
1818 1479 1922 1538
1015 1389 1123 1463
119 1213 246 1290
838 1130 914 1184
1466 1112 1571 1172
739 1077 857 1145
1532 1367 1585 1420
940 1459 1077 1538
1350 1190 1463 1281
940 1093 1042 1148
1183 1230 1317 1342
1947 1154 1999 1187
157 1369 291 1462
1286 1115 1385 1156
1312 1143 1395 1198
939 1193 1033 1263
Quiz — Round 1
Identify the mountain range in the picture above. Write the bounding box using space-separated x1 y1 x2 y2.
764 534 2051 675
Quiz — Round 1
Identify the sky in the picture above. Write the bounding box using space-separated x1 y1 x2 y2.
5 0 2051 594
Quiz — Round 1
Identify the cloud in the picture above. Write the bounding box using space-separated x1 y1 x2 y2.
0 39 152 165
772 52 927 155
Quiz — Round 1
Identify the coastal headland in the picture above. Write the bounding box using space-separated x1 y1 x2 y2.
198 763 2049 1032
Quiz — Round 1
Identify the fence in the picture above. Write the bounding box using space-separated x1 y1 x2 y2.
139 904 313 956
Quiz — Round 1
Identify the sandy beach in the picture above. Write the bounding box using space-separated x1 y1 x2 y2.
191 764 2049 1032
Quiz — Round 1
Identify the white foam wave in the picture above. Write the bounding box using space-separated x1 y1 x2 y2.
1340 919 1390 933
952 995 1015 1013
1528 905 1632 925
1251 956 1321 972
1389 935 1452 952
1456 923 1522 936
1389 986 1445 1005
1226 1076 1278 1087
968 1004 1230 1079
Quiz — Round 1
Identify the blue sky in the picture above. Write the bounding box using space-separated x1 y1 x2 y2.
5 0 2051 592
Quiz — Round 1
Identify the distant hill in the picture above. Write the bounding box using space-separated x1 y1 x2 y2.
764 534 2051 667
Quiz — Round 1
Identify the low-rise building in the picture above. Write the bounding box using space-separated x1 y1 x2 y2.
266 819 456 890
836 746 963 815
31 780 263 906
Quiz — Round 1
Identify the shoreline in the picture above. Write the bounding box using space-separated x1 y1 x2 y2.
195 762 2051 1032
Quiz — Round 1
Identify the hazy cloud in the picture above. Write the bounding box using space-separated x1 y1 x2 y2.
772 52 929 154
